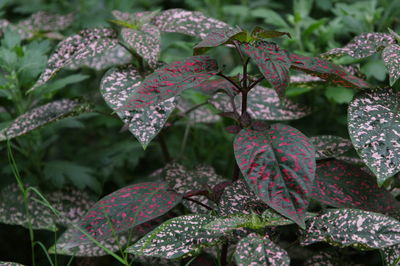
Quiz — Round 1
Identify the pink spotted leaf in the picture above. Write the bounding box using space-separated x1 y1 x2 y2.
0 99 87 141
0 184 95 231
31 28 118 90
348 89 400 185
321 33 395 59
71 181 182 244
234 124 316 228
234 233 290 266
310 135 352 160
239 41 291 98
123 55 219 110
151 9 232 39
17 11 74 33
126 214 224 259
312 160 400 214
100 65 176 148
121 24 161 68
301 209 400 249
382 44 400 86
193 27 242 55
193 77 240 96
289 52 370 89
382 244 400 265
210 85 311 121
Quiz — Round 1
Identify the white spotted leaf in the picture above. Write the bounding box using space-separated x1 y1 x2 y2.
31 28 118 90
322 33 395 59
100 65 176 148
126 214 224 259
234 233 290 266
381 244 400 266
348 89 400 185
301 209 400 249
383 44 400 86
0 99 85 141
310 135 352 160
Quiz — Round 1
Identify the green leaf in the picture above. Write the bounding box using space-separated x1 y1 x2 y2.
210 85 311 120
348 89 400 185
0 184 95 231
0 99 85 141
324 87 355 104
234 124 316 228
303 251 344 266
381 244 400 266
322 33 395 59
17 11 74 33
251 26 291 39
382 44 400 86
312 160 400 214
124 55 218 110
31 28 118 90
193 27 242 55
311 135 352 160
121 24 161 68
126 214 223 259
250 9 288 28
234 233 290 266
301 209 400 249
100 65 176 148
70 182 182 244
152 9 232 39
239 41 291 98
35 74 90 95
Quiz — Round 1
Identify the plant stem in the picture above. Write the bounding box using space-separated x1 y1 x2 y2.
248 76 264 90
241 90 248 115
220 243 228 266
217 73 242 92
182 196 214 211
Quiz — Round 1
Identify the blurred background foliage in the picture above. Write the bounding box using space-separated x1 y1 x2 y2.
0 0 399 265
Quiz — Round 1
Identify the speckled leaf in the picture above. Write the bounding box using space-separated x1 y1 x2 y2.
17 11 74 33
165 163 227 213
100 65 176 148
124 55 218 110
126 214 223 259
194 77 240 95
234 233 290 266
73 182 182 243
322 33 395 59
312 160 400 214
0 184 94 231
121 24 161 68
383 44 400 86
289 53 370 89
218 179 268 216
67 44 132 70
210 85 311 120
152 9 231 39
239 41 291 98
32 28 118 89
290 74 323 88
234 124 316 227
301 209 400 249
311 135 352 160
0 99 83 141
0 262 25 266
194 27 242 55
303 251 343 266
382 244 400 265
348 89 400 185
177 100 220 123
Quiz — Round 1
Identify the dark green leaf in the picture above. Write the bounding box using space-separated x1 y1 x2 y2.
382 44 400 86
311 135 352 160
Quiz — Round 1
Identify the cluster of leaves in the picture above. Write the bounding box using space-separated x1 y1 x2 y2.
1 4 400 266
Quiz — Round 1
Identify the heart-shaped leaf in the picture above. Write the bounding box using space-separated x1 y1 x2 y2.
301 209 400 249
121 24 161 68
234 124 316 228
234 233 290 266
348 89 400 185
152 9 231 39
100 65 176 148
72 182 182 243
126 214 223 259
289 53 370 89
218 179 268 216
0 184 95 231
383 44 400 86
123 55 218 110
31 28 118 90
239 41 291 97
312 160 400 214
310 135 352 160
210 85 311 121
0 99 84 141
322 33 395 59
